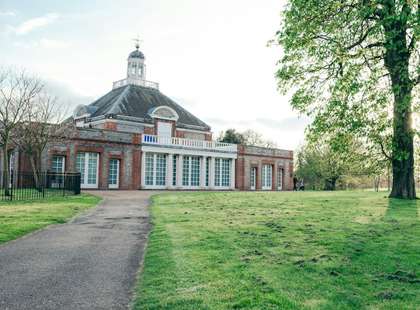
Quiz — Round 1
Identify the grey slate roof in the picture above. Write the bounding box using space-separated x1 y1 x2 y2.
88 84 211 131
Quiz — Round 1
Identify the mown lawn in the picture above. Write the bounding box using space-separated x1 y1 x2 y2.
0 194 101 244
134 191 420 310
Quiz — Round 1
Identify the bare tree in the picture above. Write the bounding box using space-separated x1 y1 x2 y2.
0 68 43 195
12 92 74 189
242 129 277 148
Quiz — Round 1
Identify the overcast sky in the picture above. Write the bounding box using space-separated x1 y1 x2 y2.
0 0 308 150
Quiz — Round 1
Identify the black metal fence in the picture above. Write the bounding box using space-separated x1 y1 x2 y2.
0 171 81 201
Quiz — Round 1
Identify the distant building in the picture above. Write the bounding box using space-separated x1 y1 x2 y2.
2 45 293 191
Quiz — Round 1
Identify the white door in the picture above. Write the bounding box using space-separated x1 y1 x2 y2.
76 152 99 189
250 167 256 190
262 164 272 190
108 159 120 189
157 122 172 137
277 168 283 191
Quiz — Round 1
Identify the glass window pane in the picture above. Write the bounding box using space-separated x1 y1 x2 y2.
206 158 209 186
172 155 177 186
182 156 190 186
190 156 200 186
108 159 119 186
145 153 154 186
87 153 98 185
222 159 230 187
155 154 166 186
214 158 220 186
51 156 64 173
76 153 85 183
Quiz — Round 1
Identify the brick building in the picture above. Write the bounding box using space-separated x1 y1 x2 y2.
1 45 293 191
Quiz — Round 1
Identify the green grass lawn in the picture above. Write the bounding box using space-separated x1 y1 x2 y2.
0 194 101 244
134 191 420 310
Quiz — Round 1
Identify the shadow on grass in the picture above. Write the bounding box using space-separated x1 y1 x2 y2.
385 198 419 221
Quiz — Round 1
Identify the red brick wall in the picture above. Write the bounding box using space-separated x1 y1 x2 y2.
236 145 294 191
132 150 141 189
104 121 117 130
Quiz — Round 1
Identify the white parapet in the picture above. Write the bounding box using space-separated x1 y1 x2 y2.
141 134 238 153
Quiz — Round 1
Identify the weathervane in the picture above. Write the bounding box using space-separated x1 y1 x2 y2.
133 35 143 50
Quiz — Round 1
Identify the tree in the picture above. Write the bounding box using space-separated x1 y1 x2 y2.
296 135 388 190
218 129 277 147
242 129 277 148
217 129 245 144
0 68 42 195
12 93 72 189
274 1 419 199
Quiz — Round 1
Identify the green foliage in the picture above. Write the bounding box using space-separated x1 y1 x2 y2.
218 129 276 147
135 191 420 309
274 0 420 198
217 129 245 144
296 135 388 190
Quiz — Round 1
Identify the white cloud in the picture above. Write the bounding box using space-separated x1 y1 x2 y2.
14 13 59 35
13 38 71 49
0 11 16 17
38 38 70 49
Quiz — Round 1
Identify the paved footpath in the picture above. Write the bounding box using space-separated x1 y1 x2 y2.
0 191 157 310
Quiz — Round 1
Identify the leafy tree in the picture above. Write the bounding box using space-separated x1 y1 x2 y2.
218 129 277 147
296 136 388 190
217 129 245 144
275 0 419 199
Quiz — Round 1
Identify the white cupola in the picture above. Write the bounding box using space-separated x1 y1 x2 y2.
127 42 146 80
112 41 159 90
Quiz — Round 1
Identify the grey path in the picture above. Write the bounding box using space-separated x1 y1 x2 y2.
0 191 157 310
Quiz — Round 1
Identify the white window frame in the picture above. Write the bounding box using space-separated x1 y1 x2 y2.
77 152 99 189
108 159 120 189
262 164 272 190
182 155 201 189
250 167 257 190
214 158 231 189
143 153 167 189
51 155 65 173
277 167 283 191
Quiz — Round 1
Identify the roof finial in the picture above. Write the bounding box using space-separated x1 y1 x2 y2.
133 35 142 50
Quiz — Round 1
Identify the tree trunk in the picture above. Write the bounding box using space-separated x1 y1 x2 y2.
2 143 10 196
324 178 337 191
382 8 417 199
374 176 380 192
387 59 416 199
29 155 41 191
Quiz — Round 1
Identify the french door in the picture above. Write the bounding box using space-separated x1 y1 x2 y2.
108 159 120 189
144 153 167 188
76 152 99 189
261 164 272 190
250 167 257 190
277 167 283 191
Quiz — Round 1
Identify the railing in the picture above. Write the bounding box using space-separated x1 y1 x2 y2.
142 134 238 152
112 78 159 90
0 171 81 201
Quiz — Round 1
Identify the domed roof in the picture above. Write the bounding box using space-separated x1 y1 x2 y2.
129 48 145 59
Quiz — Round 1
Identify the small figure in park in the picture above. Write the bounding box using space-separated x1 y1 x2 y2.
299 179 305 191
293 176 298 191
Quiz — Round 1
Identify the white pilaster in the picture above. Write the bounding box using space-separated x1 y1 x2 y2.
230 159 236 190
141 151 146 188
200 156 207 188
167 153 173 189
177 154 183 188
209 157 215 189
